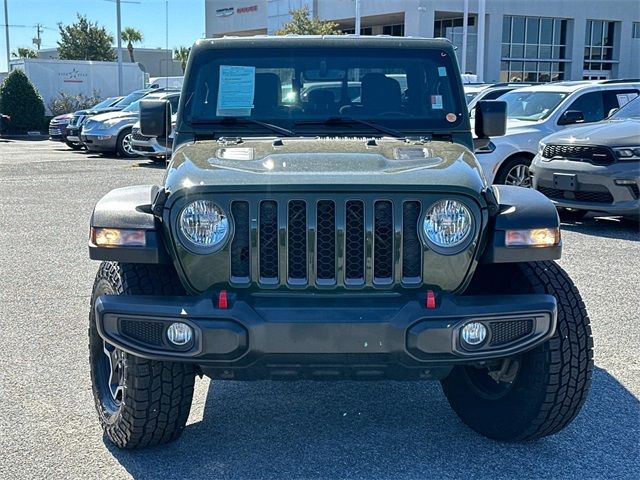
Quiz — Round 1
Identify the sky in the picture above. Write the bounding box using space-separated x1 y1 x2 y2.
1 0 205 72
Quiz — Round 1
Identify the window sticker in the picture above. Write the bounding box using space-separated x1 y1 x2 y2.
431 95 443 109
438 66 447 77
216 65 256 117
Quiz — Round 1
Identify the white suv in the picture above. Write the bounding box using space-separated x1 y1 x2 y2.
475 80 640 186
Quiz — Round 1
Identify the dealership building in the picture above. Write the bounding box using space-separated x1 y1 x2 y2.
205 0 640 82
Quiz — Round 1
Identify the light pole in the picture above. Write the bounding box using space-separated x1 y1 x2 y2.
461 0 468 74
354 0 361 36
3 0 9 72
116 0 123 95
476 0 486 82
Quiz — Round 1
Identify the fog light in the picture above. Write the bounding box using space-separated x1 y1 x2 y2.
461 322 487 346
167 322 193 346
614 179 637 186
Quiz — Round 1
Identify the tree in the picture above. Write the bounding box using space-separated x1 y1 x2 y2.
12 47 38 59
0 70 45 133
121 27 143 62
57 14 116 62
174 46 191 73
274 6 341 35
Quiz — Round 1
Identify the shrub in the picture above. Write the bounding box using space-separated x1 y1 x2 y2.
0 70 45 133
48 91 102 117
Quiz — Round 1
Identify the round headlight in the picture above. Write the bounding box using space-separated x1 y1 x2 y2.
179 200 229 251
423 200 473 250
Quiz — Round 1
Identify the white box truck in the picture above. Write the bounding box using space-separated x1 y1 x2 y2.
10 59 145 114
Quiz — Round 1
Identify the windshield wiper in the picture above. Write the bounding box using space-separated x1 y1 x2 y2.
192 117 296 137
294 116 405 138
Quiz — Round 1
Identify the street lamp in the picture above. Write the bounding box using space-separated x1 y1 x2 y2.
3 0 9 72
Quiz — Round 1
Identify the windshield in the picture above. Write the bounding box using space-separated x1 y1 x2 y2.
183 47 465 135
500 90 567 121
610 97 640 120
122 100 141 113
92 97 119 109
114 90 147 108
465 92 480 104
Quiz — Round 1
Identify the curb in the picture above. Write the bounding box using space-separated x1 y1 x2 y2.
0 133 49 141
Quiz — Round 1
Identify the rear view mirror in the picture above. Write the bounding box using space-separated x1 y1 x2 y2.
140 100 171 137
558 110 584 125
475 100 507 138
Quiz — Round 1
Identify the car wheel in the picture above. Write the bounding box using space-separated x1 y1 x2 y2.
495 155 532 187
64 140 83 150
441 261 593 441
89 262 195 449
116 128 138 158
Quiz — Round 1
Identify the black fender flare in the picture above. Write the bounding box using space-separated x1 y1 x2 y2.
89 185 168 264
481 185 561 263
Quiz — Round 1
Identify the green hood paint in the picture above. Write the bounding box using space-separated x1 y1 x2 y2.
163 138 487 194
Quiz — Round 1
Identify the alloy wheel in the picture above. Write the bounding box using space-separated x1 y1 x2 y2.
504 164 532 187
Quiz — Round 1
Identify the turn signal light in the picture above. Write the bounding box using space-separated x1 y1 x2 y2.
505 228 560 247
91 227 146 247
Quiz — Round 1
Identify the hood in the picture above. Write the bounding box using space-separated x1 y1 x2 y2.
506 118 542 132
164 138 486 195
90 110 138 123
53 113 73 121
542 119 640 147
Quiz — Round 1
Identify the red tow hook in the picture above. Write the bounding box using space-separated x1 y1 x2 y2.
218 290 228 309
425 290 436 309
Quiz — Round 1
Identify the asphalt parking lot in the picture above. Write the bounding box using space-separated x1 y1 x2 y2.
1 139 638 480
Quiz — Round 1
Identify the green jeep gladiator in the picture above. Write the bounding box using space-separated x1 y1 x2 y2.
88 36 593 449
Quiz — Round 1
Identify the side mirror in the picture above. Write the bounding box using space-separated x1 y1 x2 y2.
607 107 618 118
475 100 507 138
558 110 584 126
140 99 171 137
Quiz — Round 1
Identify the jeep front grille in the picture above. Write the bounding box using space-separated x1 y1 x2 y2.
229 197 425 289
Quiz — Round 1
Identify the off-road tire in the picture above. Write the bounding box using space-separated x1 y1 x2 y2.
495 155 532 186
89 262 195 449
116 128 137 158
441 261 593 441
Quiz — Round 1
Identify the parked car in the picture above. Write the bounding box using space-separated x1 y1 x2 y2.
50 96 122 150
88 36 592 449
66 88 176 145
474 80 640 186
81 91 179 157
130 113 177 162
531 96 640 219
465 83 535 112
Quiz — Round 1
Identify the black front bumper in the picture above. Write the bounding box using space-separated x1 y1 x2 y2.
95 292 556 380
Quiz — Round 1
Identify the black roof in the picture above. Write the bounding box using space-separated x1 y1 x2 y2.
193 35 455 53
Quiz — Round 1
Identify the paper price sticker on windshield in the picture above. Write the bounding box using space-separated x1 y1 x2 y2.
431 95 443 110
216 65 256 117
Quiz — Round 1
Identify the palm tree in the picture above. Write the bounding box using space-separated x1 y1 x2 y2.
12 47 38 59
174 46 191 73
121 27 143 62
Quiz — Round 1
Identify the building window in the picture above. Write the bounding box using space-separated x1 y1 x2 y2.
501 15 568 82
584 20 617 71
634 22 640 39
434 16 475 38
382 24 404 36
343 26 373 35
